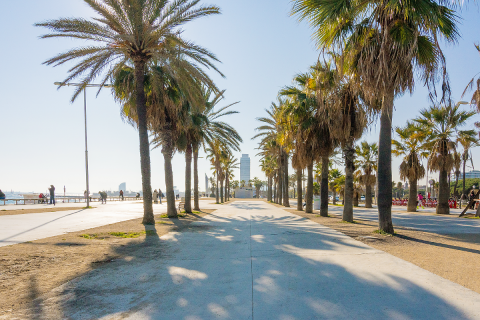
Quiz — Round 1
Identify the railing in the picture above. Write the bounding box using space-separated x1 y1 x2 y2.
0 196 143 206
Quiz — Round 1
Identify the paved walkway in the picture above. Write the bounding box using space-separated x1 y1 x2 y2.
327 205 480 234
0 201 170 247
10 201 480 319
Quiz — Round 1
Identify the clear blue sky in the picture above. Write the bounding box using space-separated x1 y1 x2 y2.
1 1 479 194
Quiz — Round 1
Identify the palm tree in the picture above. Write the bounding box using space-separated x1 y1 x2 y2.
329 169 343 205
292 0 459 233
462 45 480 112
452 151 462 199
37 0 221 225
392 123 427 212
260 156 276 202
223 154 239 202
254 100 291 206
113 64 202 218
188 88 241 210
355 142 378 208
209 177 216 197
457 132 480 202
251 177 264 198
415 102 476 214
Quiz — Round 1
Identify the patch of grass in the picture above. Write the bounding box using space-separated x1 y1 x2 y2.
109 231 145 238
145 230 157 236
156 221 170 224
464 216 480 219
180 210 201 214
160 213 186 218
316 214 332 217
80 234 98 239
82 206 96 209
373 229 396 236
1 210 6 211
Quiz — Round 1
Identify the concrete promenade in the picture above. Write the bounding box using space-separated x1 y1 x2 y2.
8 200 480 319
0 200 162 247
327 204 480 234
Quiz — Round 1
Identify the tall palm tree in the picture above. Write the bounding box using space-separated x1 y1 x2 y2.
260 155 276 202
292 0 459 233
392 122 427 212
37 0 221 225
223 154 239 202
355 141 378 208
415 102 476 214
113 64 203 218
187 88 241 210
457 132 480 202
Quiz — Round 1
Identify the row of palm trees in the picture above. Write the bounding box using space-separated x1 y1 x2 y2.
37 0 242 222
252 0 473 234
393 103 478 213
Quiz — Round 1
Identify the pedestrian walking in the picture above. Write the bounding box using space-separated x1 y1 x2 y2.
49 185 56 206
99 191 107 204
153 189 158 204
119 190 124 201
417 192 424 209
469 190 476 209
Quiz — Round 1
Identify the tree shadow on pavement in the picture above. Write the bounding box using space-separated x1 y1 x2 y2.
9 205 478 319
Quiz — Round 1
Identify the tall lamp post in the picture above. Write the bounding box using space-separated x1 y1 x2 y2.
54 82 112 208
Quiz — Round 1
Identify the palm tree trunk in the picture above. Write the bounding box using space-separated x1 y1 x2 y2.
184 144 192 213
437 168 450 214
407 178 417 212
320 156 329 217
306 162 314 213
278 167 283 205
297 169 303 211
462 156 467 203
268 176 272 201
283 152 290 207
226 173 229 202
162 142 177 218
333 190 337 205
377 92 395 233
220 179 224 203
343 145 355 222
193 149 200 211
216 169 220 204
134 60 154 225
365 183 373 208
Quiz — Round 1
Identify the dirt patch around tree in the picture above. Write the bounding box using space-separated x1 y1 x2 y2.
0 209 216 316
0 207 88 216
286 208 480 294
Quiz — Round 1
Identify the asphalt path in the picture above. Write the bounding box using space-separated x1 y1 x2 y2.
8 200 480 319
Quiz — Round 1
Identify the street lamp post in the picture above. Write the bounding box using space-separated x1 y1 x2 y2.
54 82 112 208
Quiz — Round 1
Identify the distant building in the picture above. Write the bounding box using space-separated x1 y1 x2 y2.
235 187 254 199
240 154 251 184
452 170 480 180
119 182 126 192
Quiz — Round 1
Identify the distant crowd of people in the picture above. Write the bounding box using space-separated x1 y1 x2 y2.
392 191 478 209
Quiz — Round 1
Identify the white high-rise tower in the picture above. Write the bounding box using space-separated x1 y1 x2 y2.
240 154 250 184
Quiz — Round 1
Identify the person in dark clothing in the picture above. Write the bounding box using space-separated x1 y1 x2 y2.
99 191 107 204
49 185 55 205
119 190 124 201
0 189 5 200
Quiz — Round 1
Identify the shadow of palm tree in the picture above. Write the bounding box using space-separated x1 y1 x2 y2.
10 201 477 319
